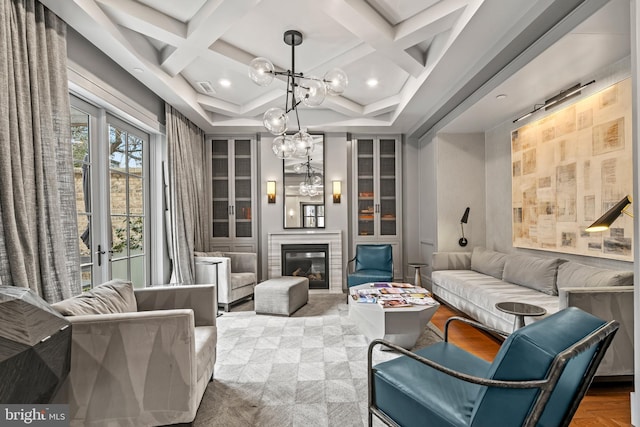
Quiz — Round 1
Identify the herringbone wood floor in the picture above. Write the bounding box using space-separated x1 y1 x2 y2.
431 305 633 427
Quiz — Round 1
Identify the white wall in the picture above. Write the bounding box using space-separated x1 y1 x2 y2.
436 133 486 252
417 131 486 287
403 136 421 281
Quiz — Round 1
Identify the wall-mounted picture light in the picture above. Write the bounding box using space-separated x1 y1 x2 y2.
513 80 595 123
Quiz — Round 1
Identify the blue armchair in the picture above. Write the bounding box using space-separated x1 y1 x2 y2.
347 244 393 289
368 307 618 427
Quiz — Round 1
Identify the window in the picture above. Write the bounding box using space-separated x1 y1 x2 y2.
70 97 149 289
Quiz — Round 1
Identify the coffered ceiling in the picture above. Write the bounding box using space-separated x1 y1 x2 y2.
41 0 624 137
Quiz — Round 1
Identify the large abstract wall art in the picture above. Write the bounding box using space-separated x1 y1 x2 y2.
511 78 632 261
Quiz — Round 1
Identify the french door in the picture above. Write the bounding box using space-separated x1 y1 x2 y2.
70 97 149 289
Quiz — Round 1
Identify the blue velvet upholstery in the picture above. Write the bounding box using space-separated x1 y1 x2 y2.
371 308 613 427
347 244 393 288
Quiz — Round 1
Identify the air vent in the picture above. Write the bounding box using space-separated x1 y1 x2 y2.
197 81 215 94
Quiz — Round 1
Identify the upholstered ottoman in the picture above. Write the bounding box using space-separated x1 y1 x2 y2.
255 277 309 316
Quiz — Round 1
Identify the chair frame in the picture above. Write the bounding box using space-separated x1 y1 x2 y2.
367 316 619 427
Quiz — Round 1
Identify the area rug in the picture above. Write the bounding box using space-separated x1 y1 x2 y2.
191 293 443 427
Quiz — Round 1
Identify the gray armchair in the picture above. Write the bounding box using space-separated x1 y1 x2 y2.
195 251 257 311
51 281 217 426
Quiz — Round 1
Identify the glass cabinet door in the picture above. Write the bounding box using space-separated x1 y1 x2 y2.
378 138 397 236
211 139 230 238
233 139 252 238
356 139 375 236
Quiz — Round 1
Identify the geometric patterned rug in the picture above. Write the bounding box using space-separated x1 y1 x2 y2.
191 293 443 426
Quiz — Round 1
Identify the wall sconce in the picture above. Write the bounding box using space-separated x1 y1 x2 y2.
267 180 276 204
586 196 632 232
459 207 470 247
332 180 342 203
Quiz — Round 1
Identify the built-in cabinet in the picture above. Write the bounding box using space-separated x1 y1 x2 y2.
208 136 257 252
351 135 402 279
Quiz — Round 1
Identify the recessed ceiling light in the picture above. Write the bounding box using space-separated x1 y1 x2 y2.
133 67 144 73
219 79 231 88
496 94 507 100
366 78 378 88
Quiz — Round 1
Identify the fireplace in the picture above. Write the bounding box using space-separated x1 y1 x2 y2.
281 244 329 290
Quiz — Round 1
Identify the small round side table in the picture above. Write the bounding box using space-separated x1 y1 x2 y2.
408 262 428 287
495 301 546 332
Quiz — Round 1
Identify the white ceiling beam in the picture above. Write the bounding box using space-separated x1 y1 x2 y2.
395 0 466 43
320 96 365 117
197 94 246 115
161 0 260 76
363 95 401 116
307 43 375 76
322 0 425 77
95 0 186 46
207 39 257 67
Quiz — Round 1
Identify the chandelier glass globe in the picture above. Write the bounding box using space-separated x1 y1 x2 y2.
248 57 275 86
272 135 295 159
293 163 305 173
299 182 310 196
307 185 319 197
324 68 348 96
295 76 326 107
263 107 288 135
292 130 315 157
311 174 322 185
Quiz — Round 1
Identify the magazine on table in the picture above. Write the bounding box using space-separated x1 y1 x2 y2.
378 288 406 294
352 294 378 303
406 296 437 306
378 298 412 308
371 282 392 288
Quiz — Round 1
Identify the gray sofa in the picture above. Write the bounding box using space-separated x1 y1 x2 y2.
51 280 217 426
431 247 633 377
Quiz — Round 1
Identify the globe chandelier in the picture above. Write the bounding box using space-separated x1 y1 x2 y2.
294 156 323 196
248 30 348 159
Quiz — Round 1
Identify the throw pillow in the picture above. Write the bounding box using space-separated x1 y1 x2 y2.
51 279 137 316
502 254 565 296
557 262 633 289
470 247 507 279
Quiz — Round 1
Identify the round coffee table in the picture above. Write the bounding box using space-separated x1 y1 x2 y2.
495 301 546 332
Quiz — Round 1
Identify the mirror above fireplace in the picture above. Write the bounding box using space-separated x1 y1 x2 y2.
283 134 324 228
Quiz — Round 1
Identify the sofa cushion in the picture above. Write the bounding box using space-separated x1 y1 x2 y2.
471 247 507 279
51 279 137 316
557 262 633 289
502 255 564 296
230 272 256 290
194 251 224 258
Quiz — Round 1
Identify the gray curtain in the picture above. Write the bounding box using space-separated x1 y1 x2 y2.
0 0 81 302
166 104 207 284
